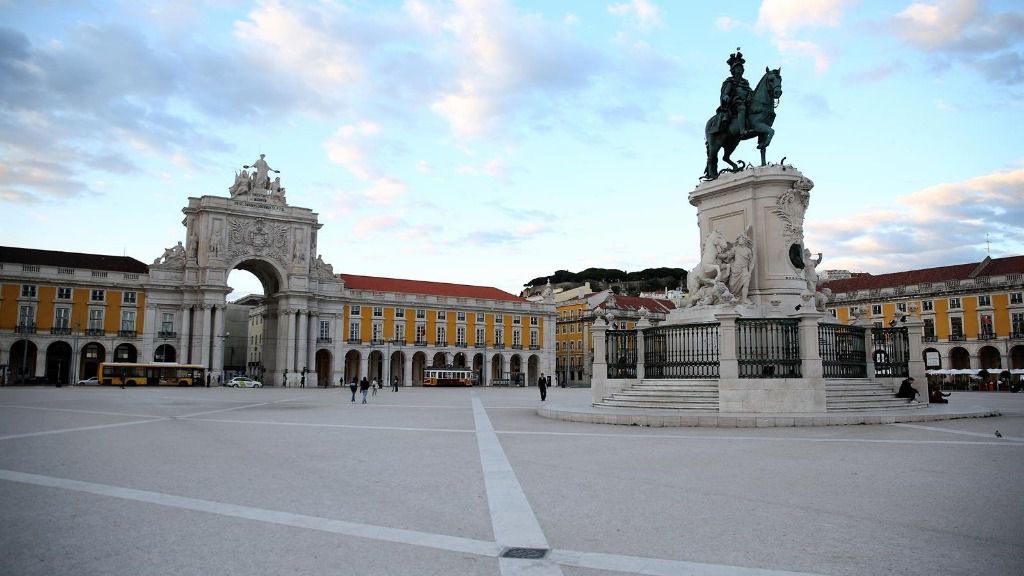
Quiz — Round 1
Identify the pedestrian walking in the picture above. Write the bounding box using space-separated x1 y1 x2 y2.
360 376 370 404
349 376 358 403
371 378 378 396
392 376 399 392
538 372 547 401
300 373 306 388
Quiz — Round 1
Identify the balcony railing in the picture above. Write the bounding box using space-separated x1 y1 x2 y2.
978 333 997 341
347 338 362 345
529 344 541 350
51 327 72 336
455 342 467 347
512 344 523 349
435 340 448 347
414 340 427 346
1012 332 1024 340
118 330 137 338
16 324 37 334
474 343 486 348
493 343 505 349
317 337 333 344
158 331 177 339
85 328 105 336
922 335 938 342
950 334 966 342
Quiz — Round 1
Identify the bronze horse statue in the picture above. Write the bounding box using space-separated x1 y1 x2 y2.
703 67 782 180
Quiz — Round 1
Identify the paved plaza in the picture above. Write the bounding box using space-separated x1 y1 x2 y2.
1 386 1021 576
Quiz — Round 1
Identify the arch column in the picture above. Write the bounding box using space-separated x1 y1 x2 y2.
143 303 157 362
286 308 297 372
360 351 369 381
179 306 192 364
276 309 291 385
212 304 226 378
199 304 213 370
404 354 413 387
297 310 309 372
307 312 319 373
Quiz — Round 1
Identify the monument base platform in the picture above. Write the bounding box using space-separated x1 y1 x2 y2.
539 395 999 428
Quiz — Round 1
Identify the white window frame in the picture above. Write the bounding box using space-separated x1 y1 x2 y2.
350 305 361 316
494 327 504 345
319 320 330 340
922 300 933 312
456 325 466 345
349 321 361 342
530 316 538 326
476 313 485 323
54 306 71 329
123 291 137 304
457 311 466 322
436 325 447 344
21 284 37 298
949 298 961 310
91 289 105 302
896 302 906 313
372 322 383 342
19 304 36 327
513 315 521 325
395 323 406 342
161 312 175 333
121 310 136 332
1011 292 1023 305
372 306 383 317
475 327 485 345
415 323 426 343
395 307 405 318
436 310 446 321
88 308 104 330
57 287 72 300
978 295 991 307
530 330 538 346
871 304 881 315
416 309 426 320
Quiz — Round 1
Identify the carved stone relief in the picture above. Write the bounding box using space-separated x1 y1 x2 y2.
227 217 289 266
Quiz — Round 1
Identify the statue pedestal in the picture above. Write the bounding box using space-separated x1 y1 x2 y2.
686 165 813 315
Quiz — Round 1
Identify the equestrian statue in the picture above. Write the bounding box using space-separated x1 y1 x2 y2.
703 49 783 180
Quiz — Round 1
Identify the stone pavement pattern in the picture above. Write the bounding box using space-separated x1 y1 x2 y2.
0 387 1021 576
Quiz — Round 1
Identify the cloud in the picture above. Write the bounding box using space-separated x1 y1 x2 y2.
608 0 663 31
844 61 907 84
715 16 743 32
427 0 604 138
754 0 855 74
892 0 1024 84
324 122 383 180
808 167 1024 273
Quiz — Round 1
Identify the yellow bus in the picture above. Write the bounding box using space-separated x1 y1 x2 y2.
97 362 206 387
423 367 477 387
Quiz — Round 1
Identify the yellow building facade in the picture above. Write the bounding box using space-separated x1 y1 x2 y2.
0 247 149 384
823 256 1024 373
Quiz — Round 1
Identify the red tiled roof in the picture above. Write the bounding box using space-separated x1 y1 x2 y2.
339 274 526 302
599 294 676 314
821 256 1024 294
0 246 149 274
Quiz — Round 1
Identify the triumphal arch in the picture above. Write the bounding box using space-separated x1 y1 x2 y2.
145 156 342 383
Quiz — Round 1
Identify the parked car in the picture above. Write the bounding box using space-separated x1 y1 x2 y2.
77 377 100 386
227 376 262 388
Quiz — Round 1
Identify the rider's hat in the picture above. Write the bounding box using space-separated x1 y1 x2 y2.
727 48 745 67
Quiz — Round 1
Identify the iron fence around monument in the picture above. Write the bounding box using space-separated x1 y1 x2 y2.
736 319 801 379
606 330 637 379
870 326 910 378
818 323 867 378
643 323 720 379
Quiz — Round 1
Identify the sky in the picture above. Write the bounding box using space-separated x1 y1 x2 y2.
1 0 1022 300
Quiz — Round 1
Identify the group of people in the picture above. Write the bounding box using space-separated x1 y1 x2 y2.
344 375 401 403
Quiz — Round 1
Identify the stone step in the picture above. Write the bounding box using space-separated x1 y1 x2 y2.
620 388 719 395
827 389 902 398
827 400 926 411
597 399 719 411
